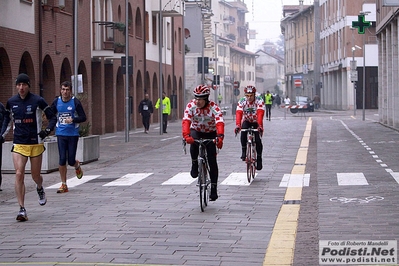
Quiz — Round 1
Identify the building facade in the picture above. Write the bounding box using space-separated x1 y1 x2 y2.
281 4 317 101
0 0 185 136
255 50 285 96
376 0 399 129
184 0 255 106
280 0 378 111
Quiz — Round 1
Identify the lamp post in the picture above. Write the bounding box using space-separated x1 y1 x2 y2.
359 11 370 121
351 44 361 116
214 22 218 104
351 47 356 116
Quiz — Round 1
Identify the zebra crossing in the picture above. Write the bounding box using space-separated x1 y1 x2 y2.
45 171 399 190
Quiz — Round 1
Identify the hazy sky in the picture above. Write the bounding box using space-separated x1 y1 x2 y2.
246 0 314 51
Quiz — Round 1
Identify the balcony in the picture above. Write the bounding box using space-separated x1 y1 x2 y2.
93 21 126 55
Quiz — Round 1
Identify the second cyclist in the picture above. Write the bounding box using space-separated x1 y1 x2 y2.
235 85 265 170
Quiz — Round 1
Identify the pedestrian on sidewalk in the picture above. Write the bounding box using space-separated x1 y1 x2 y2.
155 91 171 133
49 81 87 194
0 102 6 192
313 94 321 109
0 73 55 221
182 85 225 201
138 93 153 133
264 91 273 121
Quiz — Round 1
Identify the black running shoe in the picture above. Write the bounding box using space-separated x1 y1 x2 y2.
190 161 198 178
210 184 218 201
256 156 263 170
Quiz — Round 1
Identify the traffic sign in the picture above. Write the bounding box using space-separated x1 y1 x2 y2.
233 88 240 96
233 81 239 88
294 79 302 87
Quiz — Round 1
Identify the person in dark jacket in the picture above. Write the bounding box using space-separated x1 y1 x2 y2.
138 93 154 133
1 73 55 221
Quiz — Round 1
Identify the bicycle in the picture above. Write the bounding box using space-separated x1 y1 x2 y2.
239 128 259 183
183 138 216 212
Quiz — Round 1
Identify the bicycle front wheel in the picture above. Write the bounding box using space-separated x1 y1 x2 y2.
198 163 207 212
246 143 253 183
251 144 257 179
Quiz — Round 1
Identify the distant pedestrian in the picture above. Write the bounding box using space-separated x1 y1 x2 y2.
49 81 87 194
1 73 55 221
313 95 321 109
139 93 154 133
264 91 273 121
284 96 291 105
275 94 281 108
218 93 223 105
155 91 171 133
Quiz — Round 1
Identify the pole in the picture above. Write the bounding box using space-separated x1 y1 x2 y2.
201 11 205 84
362 32 365 121
158 0 164 135
352 49 356 116
73 0 78 95
125 0 129 142
214 22 218 104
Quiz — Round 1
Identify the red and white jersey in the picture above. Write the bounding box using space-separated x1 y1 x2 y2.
236 95 265 123
183 100 224 133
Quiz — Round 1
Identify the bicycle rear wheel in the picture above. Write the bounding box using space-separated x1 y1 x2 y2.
199 163 207 212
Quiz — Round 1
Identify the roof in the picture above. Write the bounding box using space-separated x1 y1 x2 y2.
229 44 256 56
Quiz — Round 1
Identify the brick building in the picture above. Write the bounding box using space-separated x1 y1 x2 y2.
0 0 184 136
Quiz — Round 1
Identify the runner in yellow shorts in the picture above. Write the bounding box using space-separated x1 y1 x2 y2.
12 144 45 157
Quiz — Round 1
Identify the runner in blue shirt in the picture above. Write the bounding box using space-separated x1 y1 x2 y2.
49 81 87 193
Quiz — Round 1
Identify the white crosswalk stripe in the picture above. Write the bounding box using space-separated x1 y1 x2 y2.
279 174 310 187
337 173 368 186
162 172 196 185
103 173 153 186
221 172 254 186
46 175 101 189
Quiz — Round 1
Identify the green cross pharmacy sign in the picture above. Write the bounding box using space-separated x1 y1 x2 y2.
352 14 371 34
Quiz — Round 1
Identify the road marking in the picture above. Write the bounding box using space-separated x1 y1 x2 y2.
264 117 312 265
162 172 196 185
337 173 368 185
389 172 399 184
220 172 253 186
103 173 153 186
279 174 310 187
46 175 101 189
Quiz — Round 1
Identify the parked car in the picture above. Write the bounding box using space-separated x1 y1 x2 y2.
290 96 314 113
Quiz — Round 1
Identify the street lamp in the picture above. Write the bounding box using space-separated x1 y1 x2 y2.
351 44 361 116
360 11 370 121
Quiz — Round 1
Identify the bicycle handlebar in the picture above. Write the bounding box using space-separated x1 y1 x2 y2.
240 128 258 132
182 138 220 154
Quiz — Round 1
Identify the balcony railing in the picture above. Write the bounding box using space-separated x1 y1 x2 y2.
94 21 126 53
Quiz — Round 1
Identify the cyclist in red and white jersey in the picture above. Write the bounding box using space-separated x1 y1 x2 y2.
182 85 224 201
234 85 265 170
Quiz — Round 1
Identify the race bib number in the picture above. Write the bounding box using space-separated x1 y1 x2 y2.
59 113 72 124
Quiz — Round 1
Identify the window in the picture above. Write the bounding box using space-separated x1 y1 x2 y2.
152 15 157 44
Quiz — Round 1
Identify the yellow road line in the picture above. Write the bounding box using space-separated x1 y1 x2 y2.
263 118 312 265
